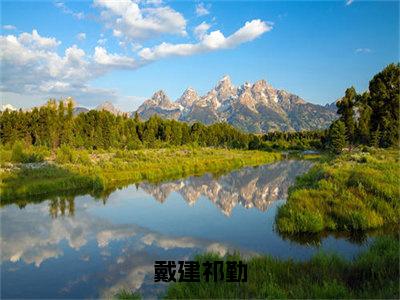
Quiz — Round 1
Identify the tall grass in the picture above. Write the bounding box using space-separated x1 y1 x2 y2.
276 148 400 234
1 141 50 164
163 236 399 299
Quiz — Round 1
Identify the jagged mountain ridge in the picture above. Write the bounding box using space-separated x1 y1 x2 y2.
139 160 313 216
136 75 338 132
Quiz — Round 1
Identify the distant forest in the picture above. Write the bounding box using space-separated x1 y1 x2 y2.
1 63 398 153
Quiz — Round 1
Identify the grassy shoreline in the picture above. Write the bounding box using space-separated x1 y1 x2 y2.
276 148 400 234
0 147 282 203
117 236 399 299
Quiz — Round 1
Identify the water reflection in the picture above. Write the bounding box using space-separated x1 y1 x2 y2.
139 160 312 216
1 199 251 298
1 160 372 299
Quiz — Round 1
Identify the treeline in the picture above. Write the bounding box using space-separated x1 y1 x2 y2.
327 63 399 153
0 102 326 152
0 102 252 150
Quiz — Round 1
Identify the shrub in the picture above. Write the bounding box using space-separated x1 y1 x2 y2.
56 145 76 164
11 141 44 163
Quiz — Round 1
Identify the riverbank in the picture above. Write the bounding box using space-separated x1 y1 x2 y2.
276 148 400 234
117 236 399 299
0 146 281 203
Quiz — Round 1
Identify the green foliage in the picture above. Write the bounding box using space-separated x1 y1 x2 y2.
328 120 347 154
56 145 91 164
163 236 399 299
10 141 46 163
115 290 141 300
332 63 400 149
0 102 259 151
0 147 281 201
368 63 400 147
276 148 400 234
337 87 356 143
261 130 326 151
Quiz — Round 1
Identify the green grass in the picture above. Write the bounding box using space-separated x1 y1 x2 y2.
166 236 399 299
116 236 399 299
115 290 142 300
276 148 400 234
0 146 281 202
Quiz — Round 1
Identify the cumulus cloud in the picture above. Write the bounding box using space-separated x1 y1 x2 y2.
18 29 61 49
195 2 210 16
194 21 211 39
1 6 272 110
94 46 137 68
76 32 86 41
94 0 187 41
2 24 16 31
139 19 271 61
0 30 137 108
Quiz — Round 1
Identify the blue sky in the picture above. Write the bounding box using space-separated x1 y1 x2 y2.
1 0 398 110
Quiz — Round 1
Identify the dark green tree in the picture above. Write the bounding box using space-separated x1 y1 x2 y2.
337 87 356 145
328 120 347 154
368 63 400 147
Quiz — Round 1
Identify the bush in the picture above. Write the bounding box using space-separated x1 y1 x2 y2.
11 141 44 163
56 145 76 164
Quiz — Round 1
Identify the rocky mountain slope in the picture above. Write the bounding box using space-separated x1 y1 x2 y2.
136 75 337 132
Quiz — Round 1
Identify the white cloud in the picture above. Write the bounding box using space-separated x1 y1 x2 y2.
93 0 187 41
139 19 271 61
131 42 143 51
94 46 137 68
0 30 138 108
76 32 86 41
345 0 354 5
146 0 163 5
55 2 85 19
194 21 211 39
2 25 16 31
355 48 371 54
18 29 61 49
97 38 107 45
195 2 210 16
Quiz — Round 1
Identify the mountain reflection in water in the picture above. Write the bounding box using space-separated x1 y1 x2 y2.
1 160 372 299
139 160 313 216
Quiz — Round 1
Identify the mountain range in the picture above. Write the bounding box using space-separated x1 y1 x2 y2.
136 76 337 132
2 76 338 133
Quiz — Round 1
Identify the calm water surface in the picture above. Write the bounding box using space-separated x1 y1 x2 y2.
1 160 371 298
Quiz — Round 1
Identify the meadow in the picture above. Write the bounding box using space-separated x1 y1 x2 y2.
0 144 281 202
276 148 400 234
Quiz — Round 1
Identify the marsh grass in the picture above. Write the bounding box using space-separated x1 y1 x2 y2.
0 147 281 202
276 148 400 234
163 236 399 299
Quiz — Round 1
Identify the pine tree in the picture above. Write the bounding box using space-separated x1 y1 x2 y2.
337 87 356 145
368 63 400 147
329 120 347 154
355 92 372 145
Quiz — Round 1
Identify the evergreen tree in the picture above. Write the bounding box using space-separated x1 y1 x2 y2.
337 87 356 145
368 63 400 147
355 92 372 145
329 120 347 154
